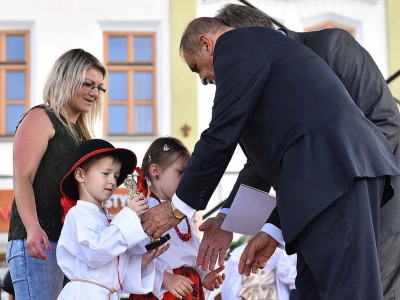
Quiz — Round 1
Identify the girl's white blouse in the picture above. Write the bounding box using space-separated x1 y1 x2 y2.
135 196 209 299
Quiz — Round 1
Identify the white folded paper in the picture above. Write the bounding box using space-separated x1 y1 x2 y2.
221 184 276 236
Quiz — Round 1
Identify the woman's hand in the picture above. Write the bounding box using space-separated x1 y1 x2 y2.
162 272 193 299
26 225 51 260
202 265 225 290
141 244 170 267
127 193 149 217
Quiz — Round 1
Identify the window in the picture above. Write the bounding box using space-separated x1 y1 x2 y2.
305 21 356 37
104 32 157 136
0 31 30 135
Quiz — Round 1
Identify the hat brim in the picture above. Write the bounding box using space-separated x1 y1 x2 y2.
60 148 137 200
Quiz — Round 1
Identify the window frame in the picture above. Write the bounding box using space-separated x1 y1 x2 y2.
0 30 30 136
103 31 157 136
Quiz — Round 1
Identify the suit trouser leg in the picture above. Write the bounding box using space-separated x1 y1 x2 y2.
295 177 384 300
380 231 400 300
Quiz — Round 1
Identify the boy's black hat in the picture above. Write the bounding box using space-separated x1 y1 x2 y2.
60 139 137 200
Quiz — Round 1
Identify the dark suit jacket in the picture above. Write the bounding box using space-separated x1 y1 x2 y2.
176 27 399 244
223 28 400 244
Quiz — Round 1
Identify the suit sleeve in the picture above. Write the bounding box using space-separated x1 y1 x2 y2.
176 31 271 210
326 29 400 151
266 207 281 229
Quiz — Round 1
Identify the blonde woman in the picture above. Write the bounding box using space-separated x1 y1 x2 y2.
6 49 106 300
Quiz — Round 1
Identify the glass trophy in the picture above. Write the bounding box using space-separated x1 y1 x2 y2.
123 174 170 251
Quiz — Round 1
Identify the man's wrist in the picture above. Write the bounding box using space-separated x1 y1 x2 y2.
171 194 196 219
261 223 285 248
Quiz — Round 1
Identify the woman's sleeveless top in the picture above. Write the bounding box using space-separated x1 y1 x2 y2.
8 105 85 241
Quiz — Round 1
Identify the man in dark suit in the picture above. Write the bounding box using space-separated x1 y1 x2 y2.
141 17 400 299
212 4 400 299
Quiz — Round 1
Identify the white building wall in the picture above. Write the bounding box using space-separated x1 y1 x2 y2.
0 0 391 243
197 0 388 74
0 0 172 186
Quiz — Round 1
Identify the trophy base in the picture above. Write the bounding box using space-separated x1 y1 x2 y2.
145 234 171 251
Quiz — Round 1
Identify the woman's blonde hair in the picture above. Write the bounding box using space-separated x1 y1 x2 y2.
43 49 106 140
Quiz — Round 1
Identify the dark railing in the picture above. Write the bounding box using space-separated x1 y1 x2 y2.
387 70 400 84
203 201 224 219
387 71 400 105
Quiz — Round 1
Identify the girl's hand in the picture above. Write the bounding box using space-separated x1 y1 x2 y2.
127 193 149 216
162 272 193 299
141 243 170 267
203 265 225 290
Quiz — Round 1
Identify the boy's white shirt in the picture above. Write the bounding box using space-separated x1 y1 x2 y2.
56 200 169 299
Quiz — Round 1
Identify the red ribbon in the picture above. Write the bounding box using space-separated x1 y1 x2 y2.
135 167 148 196
61 197 77 223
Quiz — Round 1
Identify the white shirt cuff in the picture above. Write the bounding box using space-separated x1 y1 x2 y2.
219 208 229 215
172 194 196 219
261 223 285 249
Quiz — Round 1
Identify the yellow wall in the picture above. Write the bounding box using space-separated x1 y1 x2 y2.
170 0 198 151
387 0 400 100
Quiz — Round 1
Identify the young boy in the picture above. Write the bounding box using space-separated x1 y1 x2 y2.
56 139 169 300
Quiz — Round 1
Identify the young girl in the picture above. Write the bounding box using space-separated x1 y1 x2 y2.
56 139 170 299
130 137 225 300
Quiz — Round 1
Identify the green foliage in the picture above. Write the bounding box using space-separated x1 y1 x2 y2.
225 234 248 260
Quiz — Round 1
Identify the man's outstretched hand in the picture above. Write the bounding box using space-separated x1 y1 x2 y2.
238 231 278 276
141 201 181 238
197 213 233 271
